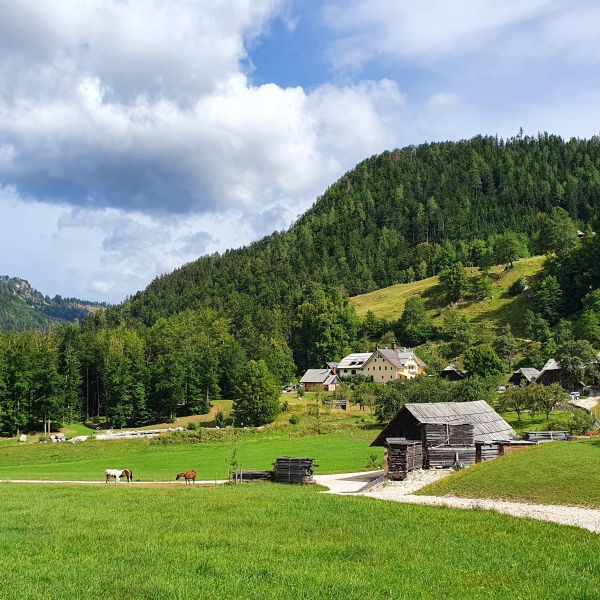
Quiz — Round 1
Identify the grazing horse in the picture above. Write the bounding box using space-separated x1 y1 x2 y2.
176 470 197 485
105 468 133 484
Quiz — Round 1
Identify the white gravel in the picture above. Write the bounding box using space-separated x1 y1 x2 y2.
316 469 600 534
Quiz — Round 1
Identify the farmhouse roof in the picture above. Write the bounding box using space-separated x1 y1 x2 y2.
337 352 373 369
373 348 427 369
371 400 517 446
300 369 339 385
326 362 338 370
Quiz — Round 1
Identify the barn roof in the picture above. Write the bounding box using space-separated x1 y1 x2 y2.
509 367 540 384
371 400 517 446
440 364 466 378
300 369 339 385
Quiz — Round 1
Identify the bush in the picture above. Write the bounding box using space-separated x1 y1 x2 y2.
363 453 383 470
281 400 289 413
38 433 49 443
289 415 300 425
508 277 526 296
214 410 226 428
186 422 200 431
547 409 596 435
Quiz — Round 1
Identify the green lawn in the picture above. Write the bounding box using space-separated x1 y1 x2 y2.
351 255 544 334
0 484 598 599
420 439 600 508
0 428 382 481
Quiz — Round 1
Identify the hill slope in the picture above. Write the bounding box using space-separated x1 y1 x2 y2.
108 135 599 332
351 256 544 334
0 276 106 332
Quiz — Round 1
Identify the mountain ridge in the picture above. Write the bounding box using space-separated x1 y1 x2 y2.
0 275 107 332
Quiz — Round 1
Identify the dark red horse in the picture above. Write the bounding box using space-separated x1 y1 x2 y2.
176 470 197 485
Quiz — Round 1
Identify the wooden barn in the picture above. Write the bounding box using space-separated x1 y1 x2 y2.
508 367 540 386
372 401 518 479
372 400 517 446
440 364 466 381
535 358 585 391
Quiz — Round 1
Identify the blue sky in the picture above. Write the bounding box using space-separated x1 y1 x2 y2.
0 0 599 302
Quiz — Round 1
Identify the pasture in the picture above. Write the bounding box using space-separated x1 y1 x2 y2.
0 428 381 481
0 483 598 599
419 439 600 508
350 255 544 334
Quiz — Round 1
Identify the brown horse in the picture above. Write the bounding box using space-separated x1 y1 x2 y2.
176 470 197 485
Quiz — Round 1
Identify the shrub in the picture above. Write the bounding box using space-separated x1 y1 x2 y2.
363 454 383 470
38 434 49 443
547 409 596 435
289 415 300 425
214 410 226 428
186 422 200 431
281 400 289 413
508 277 526 296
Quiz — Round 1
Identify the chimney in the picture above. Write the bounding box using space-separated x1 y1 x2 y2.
391 337 397 350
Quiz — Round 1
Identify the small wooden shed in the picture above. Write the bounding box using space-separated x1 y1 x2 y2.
372 400 517 447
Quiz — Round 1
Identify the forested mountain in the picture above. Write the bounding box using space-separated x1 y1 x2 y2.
3 133 600 435
112 133 600 329
0 276 106 333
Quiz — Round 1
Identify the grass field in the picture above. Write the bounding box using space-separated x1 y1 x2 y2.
0 427 382 481
0 483 598 599
351 256 544 334
419 439 600 508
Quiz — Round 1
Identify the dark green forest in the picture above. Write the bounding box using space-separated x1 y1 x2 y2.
2 133 600 435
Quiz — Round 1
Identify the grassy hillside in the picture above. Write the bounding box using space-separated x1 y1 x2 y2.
351 255 545 334
0 484 598 599
419 439 600 507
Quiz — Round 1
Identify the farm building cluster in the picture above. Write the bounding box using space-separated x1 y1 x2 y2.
300 339 426 391
371 400 564 481
441 357 598 394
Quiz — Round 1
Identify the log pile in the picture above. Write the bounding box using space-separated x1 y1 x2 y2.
421 422 474 446
425 446 477 468
386 439 423 481
234 470 273 482
524 431 571 442
273 457 315 484
475 442 501 462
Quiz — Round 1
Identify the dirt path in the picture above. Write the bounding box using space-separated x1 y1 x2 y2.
0 479 226 486
315 470 600 534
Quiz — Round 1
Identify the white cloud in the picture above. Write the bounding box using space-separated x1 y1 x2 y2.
321 0 600 69
428 93 459 111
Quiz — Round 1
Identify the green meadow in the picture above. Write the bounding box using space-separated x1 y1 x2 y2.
0 428 381 481
420 439 600 508
351 255 544 334
0 483 598 600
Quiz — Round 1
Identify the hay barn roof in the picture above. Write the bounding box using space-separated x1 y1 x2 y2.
371 400 517 446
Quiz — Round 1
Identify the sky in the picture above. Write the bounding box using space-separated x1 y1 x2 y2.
0 0 599 303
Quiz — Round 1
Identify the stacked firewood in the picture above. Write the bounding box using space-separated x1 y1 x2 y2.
273 457 315 484
386 440 423 481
